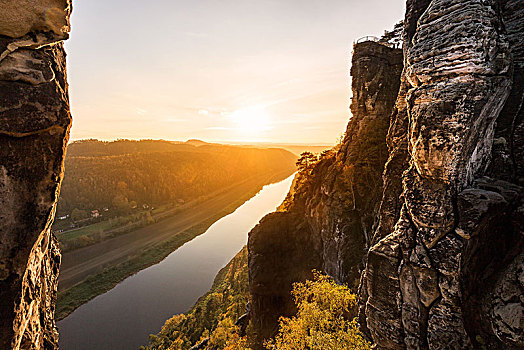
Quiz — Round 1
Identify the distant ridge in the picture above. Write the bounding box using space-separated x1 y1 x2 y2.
185 139 210 146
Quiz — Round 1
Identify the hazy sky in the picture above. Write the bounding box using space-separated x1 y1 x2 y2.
66 0 405 144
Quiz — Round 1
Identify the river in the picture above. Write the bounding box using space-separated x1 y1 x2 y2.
58 175 294 349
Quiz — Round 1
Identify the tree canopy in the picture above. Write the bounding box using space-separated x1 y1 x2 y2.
265 272 370 350
379 20 403 46
56 140 296 217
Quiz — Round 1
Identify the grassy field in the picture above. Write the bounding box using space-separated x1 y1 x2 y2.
58 219 113 241
56 186 263 321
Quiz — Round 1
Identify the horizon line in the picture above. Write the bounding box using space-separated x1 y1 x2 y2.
68 137 335 147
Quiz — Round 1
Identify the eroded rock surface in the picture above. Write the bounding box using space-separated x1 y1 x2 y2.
249 0 523 349
248 41 403 347
0 1 72 349
360 0 524 349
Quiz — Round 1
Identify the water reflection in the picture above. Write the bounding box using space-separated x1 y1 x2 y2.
58 175 294 350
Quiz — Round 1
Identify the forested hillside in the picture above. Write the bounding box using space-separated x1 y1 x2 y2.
146 247 250 350
55 140 297 218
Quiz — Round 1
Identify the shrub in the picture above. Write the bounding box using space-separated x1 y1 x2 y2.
265 272 370 350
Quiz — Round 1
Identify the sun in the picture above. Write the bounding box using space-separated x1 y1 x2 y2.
229 106 271 135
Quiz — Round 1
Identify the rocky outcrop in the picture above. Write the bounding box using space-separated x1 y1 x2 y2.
489 0 524 183
360 0 524 349
248 41 403 347
249 212 322 343
249 0 524 349
0 1 72 349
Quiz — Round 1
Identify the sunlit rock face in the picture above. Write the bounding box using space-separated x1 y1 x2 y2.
248 41 403 348
248 0 524 349
0 1 72 349
360 0 524 349
0 0 70 38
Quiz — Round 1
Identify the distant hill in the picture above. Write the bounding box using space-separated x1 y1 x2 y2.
57 140 297 217
184 139 209 147
221 142 333 156
273 145 332 156
66 139 199 157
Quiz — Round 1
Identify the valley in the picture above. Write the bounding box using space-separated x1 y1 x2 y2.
54 139 297 321
57 175 295 349
56 171 293 320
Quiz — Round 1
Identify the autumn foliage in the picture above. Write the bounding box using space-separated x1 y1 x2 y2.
264 272 370 350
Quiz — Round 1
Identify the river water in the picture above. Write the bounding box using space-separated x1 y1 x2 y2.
58 175 294 349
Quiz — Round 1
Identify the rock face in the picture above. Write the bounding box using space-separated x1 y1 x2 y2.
0 1 72 349
248 0 524 349
360 0 524 348
248 41 403 347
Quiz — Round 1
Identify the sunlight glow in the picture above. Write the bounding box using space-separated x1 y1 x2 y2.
229 106 272 135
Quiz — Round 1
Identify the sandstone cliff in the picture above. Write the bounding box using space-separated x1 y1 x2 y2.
0 1 72 349
248 41 403 346
248 0 524 349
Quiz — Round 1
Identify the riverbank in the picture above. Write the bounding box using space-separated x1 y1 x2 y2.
56 170 293 321
56 173 280 253
145 246 249 350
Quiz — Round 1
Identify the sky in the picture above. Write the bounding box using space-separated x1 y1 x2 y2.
66 0 405 144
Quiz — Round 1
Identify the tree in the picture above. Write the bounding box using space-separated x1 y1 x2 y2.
145 211 155 225
296 152 319 173
112 194 129 213
71 208 88 222
265 272 371 350
379 20 404 46
78 235 93 247
117 181 128 192
320 149 334 159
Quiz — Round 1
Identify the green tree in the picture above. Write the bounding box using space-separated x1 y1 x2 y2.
379 20 404 46
71 208 88 222
296 152 318 173
265 272 370 350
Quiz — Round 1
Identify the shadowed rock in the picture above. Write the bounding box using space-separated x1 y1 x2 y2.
248 1 523 349
248 41 403 348
361 0 523 349
0 1 72 349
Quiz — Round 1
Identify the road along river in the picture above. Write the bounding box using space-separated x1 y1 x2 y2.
58 175 294 349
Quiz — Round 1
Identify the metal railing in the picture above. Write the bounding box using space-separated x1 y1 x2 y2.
355 36 380 44
353 36 402 49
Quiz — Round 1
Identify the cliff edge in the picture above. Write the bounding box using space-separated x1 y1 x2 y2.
248 0 524 349
248 41 403 346
0 1 72 349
